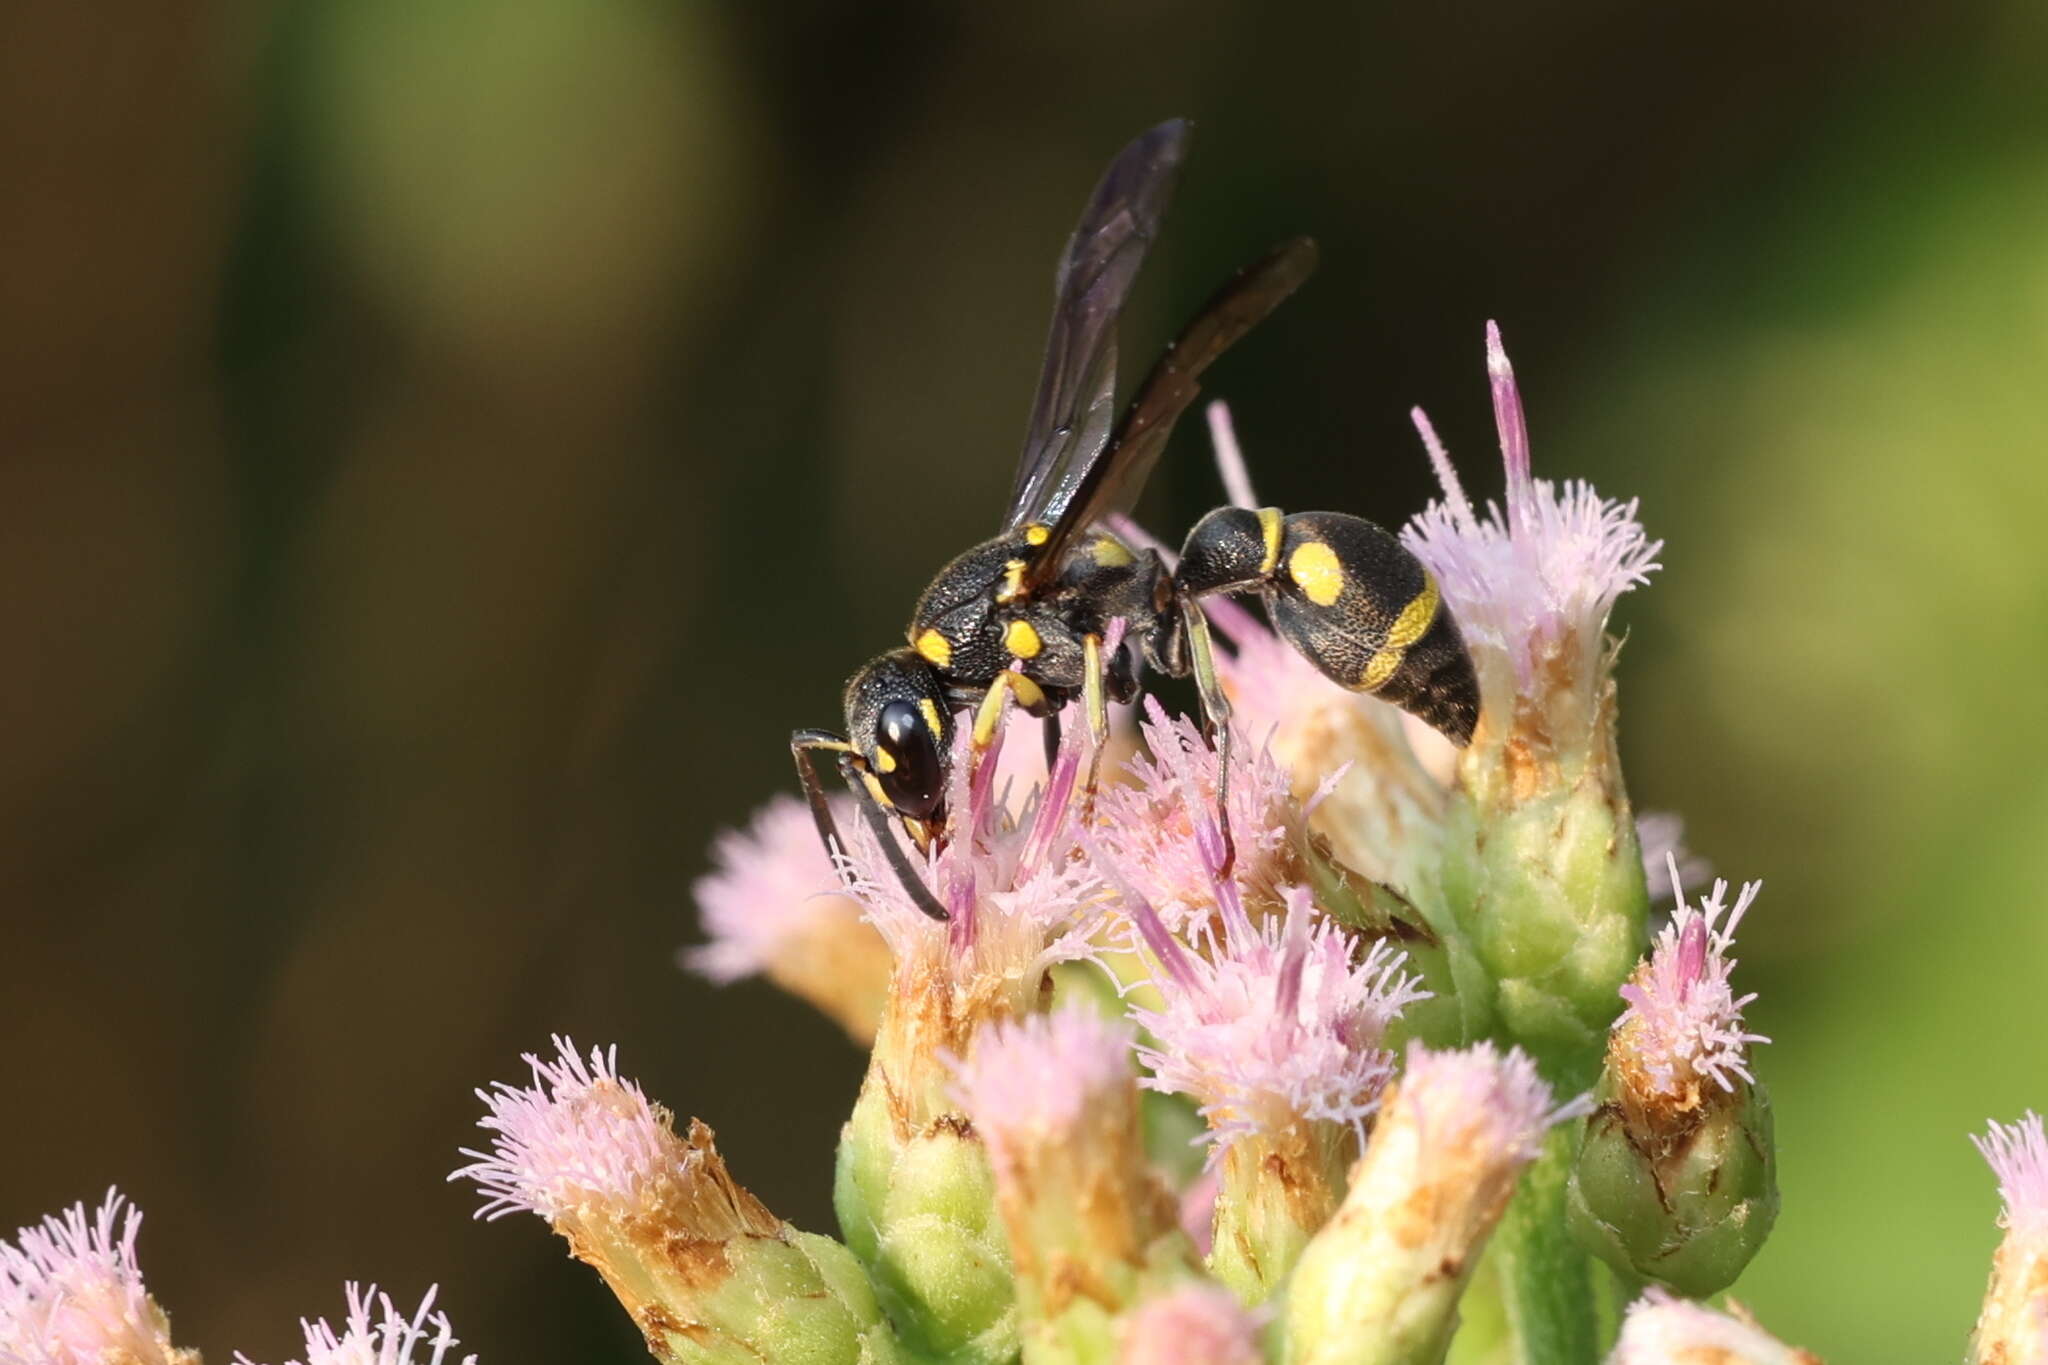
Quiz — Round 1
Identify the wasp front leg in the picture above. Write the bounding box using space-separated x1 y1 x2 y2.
790 728 949 922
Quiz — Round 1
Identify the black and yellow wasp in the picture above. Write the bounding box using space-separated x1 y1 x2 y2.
793 120 1479 921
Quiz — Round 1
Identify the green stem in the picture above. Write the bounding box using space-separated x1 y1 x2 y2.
1493 1126 1596 1365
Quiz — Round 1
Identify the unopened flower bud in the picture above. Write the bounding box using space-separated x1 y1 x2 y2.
455 1038 901 1365
0 1191 196 1365
1610 1289 1818 1364
1569 871 1777 1294
1970 1112 2048 1365
1284 1043 1586 1365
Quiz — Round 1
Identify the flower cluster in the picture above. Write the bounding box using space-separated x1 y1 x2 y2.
18 320 2042 1365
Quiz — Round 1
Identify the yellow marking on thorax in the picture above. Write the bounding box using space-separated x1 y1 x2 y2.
914 628 953 668
1023 523 1051 546
996 559 1027 604
1005 619 1043 659
1257 507 1285 576
1288 540 1345 607
1091 534 1134 568
918 698 945 742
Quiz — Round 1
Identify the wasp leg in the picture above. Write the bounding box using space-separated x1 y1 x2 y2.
1177 599 1237 879
839 753 951 922
1075 632 1115 825
971 668 1046 748
1041 707 1063 773
790 728 948 922
791 729 858 875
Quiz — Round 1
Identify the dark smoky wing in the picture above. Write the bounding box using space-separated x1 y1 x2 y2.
1003 119 1190 533
1025 236 1319 583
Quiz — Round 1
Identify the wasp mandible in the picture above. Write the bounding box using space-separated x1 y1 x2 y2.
793 120 1479 921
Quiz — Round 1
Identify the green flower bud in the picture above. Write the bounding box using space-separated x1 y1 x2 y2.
836 1079 1014 1364
1208 1122 1351 1306
1569 1074 1777 1296
1283 1044 1582 1365
950 1009 1198 1365
1567 877 1778 1294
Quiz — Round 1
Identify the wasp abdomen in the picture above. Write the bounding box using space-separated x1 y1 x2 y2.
1178 505 1283 597
1266 511 1478 745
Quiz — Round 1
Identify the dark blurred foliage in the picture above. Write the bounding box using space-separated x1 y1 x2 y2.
4 3 2046 1362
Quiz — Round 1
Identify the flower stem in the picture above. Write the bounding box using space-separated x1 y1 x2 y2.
1494 1126 1597 1365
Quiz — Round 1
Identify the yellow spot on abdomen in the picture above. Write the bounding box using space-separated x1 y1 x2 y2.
1005 619 1043 659
1360 647 1404 690
1359 580 1437 691
1386 574 1440 649
1288 541 1345 607
914 629 953 668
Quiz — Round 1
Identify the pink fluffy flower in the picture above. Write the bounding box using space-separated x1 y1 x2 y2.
1637 812 1710 902
950 1007 1137 1158
1401 322 1662 707
234 1285 473 1365
687 794 861 984
1396 1041 1590 1168
1614 861 1768 1103
453 1037 677 1224
0 1191 192 1365
1117 1285 1264 1365
842 704 1110 1000
1093 698 1311 934
948 1008 1180 1324
1978 1112 2048 1239
687 794 891 1040
1124 881 1426 1156
1612 1289 1816 1365
1972 1113 2048 1365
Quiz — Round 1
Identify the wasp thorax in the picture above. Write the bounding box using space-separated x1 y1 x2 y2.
907 532 1051 687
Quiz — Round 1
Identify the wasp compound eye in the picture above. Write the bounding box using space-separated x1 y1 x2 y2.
873 699 945 819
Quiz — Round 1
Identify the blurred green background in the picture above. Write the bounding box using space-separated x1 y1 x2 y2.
3 2 2045 1361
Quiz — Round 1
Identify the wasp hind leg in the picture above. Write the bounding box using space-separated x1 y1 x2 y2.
790 728 949 922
